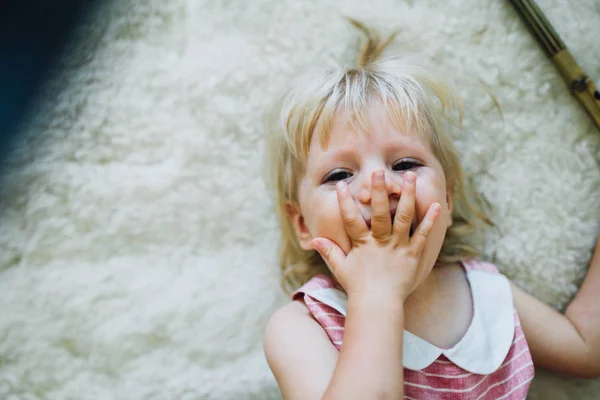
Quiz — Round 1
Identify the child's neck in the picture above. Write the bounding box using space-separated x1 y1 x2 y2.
403 262 473 349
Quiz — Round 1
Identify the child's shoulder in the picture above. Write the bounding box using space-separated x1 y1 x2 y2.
263 289 324 349
264 301 313 360
264 274 340 354
263 299 338 395
267 298 314 327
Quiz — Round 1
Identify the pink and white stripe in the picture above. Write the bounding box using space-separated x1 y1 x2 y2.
292 260 535 399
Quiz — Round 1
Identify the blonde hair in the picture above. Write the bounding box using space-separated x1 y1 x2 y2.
264 19 492 294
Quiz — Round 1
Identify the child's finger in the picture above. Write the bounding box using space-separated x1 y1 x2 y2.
336 181 369 241
312 238 346 278
371 170 392 240
410 202 441 254
392 172 416 241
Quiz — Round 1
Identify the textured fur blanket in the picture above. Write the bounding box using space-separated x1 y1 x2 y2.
0 0 599 398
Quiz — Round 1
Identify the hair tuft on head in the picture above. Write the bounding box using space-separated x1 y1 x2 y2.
347 17 398 68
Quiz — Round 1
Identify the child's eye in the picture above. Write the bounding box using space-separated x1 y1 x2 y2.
323 170 353 183
393 159 422 171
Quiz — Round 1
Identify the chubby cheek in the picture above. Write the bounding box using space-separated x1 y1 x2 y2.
304 192 353 254
414 183 449 267
413 168 449 228
414 187 442 226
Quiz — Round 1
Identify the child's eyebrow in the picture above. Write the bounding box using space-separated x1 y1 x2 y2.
317 136 427 161
315 148 358 164
308 148 356 176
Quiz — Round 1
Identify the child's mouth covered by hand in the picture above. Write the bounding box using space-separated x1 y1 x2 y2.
363 207 417 237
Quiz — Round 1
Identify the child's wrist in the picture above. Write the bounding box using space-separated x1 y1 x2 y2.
348 289 407 314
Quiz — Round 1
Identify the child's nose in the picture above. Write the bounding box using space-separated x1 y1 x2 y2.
357 170 402 205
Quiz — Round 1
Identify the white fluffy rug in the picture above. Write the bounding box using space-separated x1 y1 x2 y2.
0 0 599 398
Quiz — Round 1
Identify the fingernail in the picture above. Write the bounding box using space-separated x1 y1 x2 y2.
405 172 416 183
432 203 441 213
336 182 347 192
372 170 385 187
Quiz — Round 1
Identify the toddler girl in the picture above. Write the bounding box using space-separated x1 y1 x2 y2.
263 20 600 399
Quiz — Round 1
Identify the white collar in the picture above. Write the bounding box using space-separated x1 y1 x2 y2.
304 269 515 374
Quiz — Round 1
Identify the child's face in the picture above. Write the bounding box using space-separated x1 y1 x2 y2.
286 103 454 275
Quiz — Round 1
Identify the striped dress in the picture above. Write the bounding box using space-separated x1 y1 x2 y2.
292 259 535 399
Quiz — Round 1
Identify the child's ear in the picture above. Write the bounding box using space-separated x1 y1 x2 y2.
446 188 454 228
284 201 314 250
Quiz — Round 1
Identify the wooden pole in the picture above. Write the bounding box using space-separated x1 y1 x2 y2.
508 0 600 130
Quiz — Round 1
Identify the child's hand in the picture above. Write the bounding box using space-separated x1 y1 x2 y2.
311 170 441 303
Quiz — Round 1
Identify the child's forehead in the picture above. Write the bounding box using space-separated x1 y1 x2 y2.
315 105 430 151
